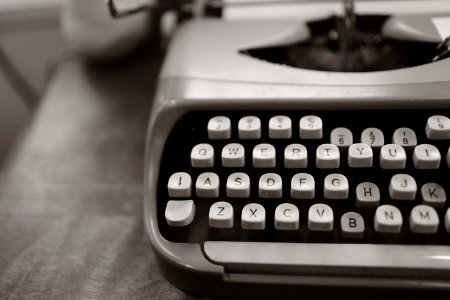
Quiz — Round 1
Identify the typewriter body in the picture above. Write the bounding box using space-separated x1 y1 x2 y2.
110 0 450 297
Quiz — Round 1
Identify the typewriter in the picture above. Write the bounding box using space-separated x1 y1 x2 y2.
109 0 450 298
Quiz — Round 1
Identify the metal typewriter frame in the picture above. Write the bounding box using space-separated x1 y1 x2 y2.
104 0 450 297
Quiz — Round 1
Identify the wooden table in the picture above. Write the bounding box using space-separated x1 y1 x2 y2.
0 52 196 299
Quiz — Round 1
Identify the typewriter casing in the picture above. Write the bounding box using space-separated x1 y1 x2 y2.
144 1 450 298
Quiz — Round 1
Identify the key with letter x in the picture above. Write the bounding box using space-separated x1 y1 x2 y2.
241 203 265 230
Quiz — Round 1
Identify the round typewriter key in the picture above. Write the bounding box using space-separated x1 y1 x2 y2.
413 144 441 169
209 201 233 228
269 115 292 139
409 205 439 234
341 212 364 238
324 174 349 199
356 182 380 208
308 203 333 231
167 172 191 198
275 203 299 230
241 203 265 230
392 127 417 149
426 115 450 140
374 205 402 233
348 143 373 168
316 144 340 169
445 208 450 233
421 183 446 208
208 116 231 139
165 200 196 227
380 144 406 169
253 143 276 168
226 172 250 198
196 172 220 198
389 174 417 200
330 127 353 148
447 147 450 168
191 143 214 168
259 173 282 198
222 143 245 167
361 128 384 149
299 115 322 139
291 173 315 199
284 144 308 168
238 116 261 139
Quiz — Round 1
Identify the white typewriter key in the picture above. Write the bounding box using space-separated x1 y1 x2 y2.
447 147 450 168
208 116 231 139
392 127 417 149
348 143 373 168
299 115 323 139
341 212 365 238
421 183 446 208
374 205 402 233
196 172 220 198
389 174 417 200
324 174 349 199
426 115 450 140
355 182 380 208
409 205 439 234
361 128 384 148
222 143 245 167
165 200 195 227
291 173 315 199
238 116 261 139
209 201 233 228
284 144 307 168
226 172 250 198
316 144 340 169
445 208 450 233
259 173 282 198
253 143 276 168
241 203 265 230
275 203 299 230
380 144 406 169
308 203 333 231
413 144 441 169
330 127 353 148
168 172 191 198
191 143 214 168
269 115 292 139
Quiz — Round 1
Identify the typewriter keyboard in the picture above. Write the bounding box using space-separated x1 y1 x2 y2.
157 110 450 245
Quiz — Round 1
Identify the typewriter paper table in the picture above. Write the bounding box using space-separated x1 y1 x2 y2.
0 57 194 299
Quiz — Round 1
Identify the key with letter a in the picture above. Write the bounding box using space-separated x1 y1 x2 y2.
196 172 220 198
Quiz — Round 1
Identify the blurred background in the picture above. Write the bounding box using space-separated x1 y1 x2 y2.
0 0 64 164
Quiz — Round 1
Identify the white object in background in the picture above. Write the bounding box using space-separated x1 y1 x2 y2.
432 17 450 40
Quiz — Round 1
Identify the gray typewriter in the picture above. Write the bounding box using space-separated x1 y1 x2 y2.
109 0 450 298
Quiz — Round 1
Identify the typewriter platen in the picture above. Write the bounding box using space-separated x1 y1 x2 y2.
110 0 450 298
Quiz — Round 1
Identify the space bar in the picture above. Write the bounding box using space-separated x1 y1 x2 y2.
204 242 450 276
